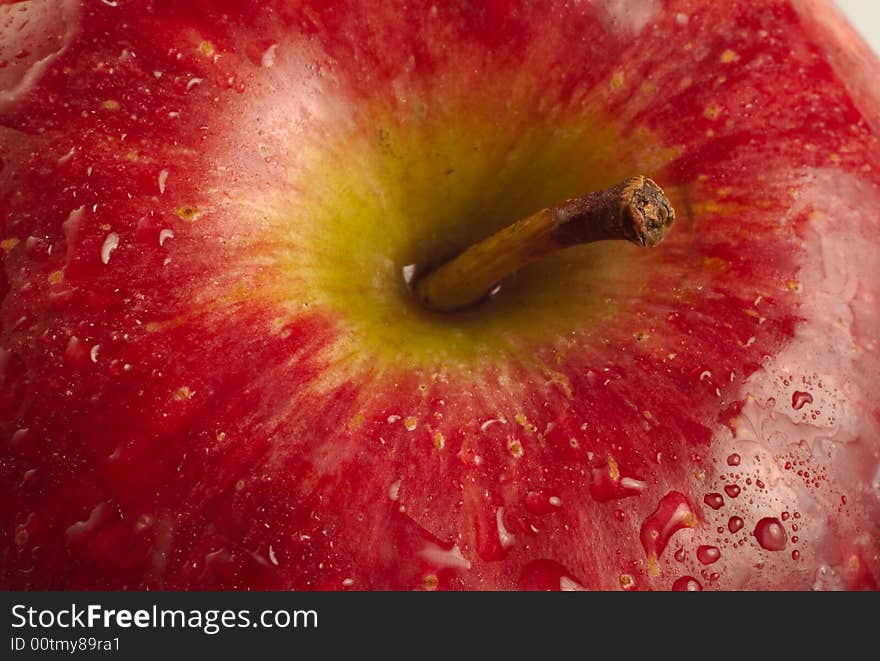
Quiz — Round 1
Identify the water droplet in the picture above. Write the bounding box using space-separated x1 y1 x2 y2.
518 559 584 590
754 517 787 551
496 507 515 549
671 576 702 591
728 516 744 533
559 576 588 591
261 43 278 68
703 493 725 510
696 545 721 565
101 232 119 264
639 491 696 572
589 458 647 501
674 547 686 563
401 263 416 285
726 453 741 466
24 235 50 261
791 391 813 410
791 550 800 560
524 490 558 514
723 484 741 498
419 543 471 570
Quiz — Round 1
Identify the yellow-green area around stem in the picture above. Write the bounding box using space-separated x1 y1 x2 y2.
250 101 679 368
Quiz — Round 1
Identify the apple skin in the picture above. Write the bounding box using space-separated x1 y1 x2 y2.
1 0 879 590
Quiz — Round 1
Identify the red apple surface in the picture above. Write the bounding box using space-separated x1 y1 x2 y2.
1 0 879 590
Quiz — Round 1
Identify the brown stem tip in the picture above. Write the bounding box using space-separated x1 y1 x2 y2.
414 175 675 312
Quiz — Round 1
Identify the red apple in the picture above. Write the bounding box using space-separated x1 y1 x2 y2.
1 0 878 591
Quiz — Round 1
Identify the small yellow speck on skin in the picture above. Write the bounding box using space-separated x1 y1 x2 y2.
720 49 740 64
103 99 119 110
704 104 721 120
404 416 418 431
47 270 64 285
610 70 624 89
423 574 439 591
176 205 202 221
199 41 215 57
1 237 20 252
608 456 620 480
701 256 730 271
174 386 194 400
432 430 445 450
126 150 139 162
619 574 635 590
640 82 656 95
235 479 245 492
507 439 523 458
787 279 802 293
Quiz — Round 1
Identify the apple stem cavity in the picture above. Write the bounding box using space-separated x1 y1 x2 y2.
413 175 676 312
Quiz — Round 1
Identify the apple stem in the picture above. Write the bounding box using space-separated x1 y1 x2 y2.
413 175 676 312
